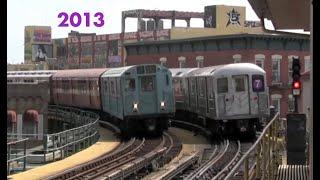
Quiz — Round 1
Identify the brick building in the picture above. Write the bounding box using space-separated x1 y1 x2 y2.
124 33 310 118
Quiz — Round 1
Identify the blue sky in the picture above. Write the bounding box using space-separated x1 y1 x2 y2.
7 0 307 64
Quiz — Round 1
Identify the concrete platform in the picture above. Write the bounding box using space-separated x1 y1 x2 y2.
8 126 120 180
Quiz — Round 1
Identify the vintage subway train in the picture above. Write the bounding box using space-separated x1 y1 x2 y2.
170 63 270 137
7 64 175 137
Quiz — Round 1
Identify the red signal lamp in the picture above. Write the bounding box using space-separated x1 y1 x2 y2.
293 81 301 89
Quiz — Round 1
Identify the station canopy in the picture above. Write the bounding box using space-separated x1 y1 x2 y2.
248 0 310 30
7 110 17 123
24 110 39 122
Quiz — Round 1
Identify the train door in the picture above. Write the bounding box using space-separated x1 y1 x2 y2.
217 77 228 116
124 77 136 114
226 75 250 116
189 77 197 112
138 75 157 113
206 77 215 118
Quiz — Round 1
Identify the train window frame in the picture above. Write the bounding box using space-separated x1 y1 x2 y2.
110 80 115 96
141 76 154 92
199 77 205 97
217 78 228 94
166 74 169 86
104 80 108 94
145 65 156 74
233 76 246 92
125 79 136 91
207 78 214 99
137 66 145 74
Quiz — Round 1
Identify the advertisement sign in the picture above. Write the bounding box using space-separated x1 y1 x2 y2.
108 56 121 63
33 29 51 43
68 43 80 63
32 44 52 62
95 42 107 66
81 42 93 63
204 6 216 28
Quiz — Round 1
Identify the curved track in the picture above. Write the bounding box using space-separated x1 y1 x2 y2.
46 131 182 180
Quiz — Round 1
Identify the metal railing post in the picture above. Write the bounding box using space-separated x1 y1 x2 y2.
7 145 11 175
44 135 47 163
262 135 266 179
256 142 261 179
244 157 249 180
23 139 27 171
52 135 55 162
269 123 273 180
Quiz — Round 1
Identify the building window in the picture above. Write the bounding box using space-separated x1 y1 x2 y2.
271 55 282 83
304 56 311 72
178 56 186 68
271 94 282 114
255 54 265 69
288 55 298 83
160 57 167 67
233 54 241 63
196 56 204 68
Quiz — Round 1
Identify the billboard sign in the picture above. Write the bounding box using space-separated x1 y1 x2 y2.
32 44 53 62
33 29 51 43
108 56 121 63
204 6 216 28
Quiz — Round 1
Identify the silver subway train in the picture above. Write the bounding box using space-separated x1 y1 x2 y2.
170 63 270 137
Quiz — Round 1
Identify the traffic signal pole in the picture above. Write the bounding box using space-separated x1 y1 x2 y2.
294 95 298 113
292 57 301 113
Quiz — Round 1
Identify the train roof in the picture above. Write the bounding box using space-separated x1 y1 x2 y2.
102 64 166 77
187 63 265 77
169 68 198 77
101 66 135 77
52 68 108 79
7 70 58 78
213 63 265 76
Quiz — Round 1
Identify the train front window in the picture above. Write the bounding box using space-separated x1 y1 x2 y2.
125 79 135 91
145 65 156 74
217 78 228 93
234 76 245 92
141 76 154 91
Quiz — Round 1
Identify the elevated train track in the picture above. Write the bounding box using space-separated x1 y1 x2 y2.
46 131 182 180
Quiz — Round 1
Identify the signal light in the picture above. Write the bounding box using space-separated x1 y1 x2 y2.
292 57 301 81
293 81 301 89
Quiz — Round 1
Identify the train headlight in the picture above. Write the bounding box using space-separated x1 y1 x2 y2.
160 101 165 110
133 102 138 112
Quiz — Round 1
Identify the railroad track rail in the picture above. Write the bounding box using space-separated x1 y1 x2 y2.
46 132 182 180
177 140 240 180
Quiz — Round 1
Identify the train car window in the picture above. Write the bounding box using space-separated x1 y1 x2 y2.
104 81 108 94
137 66 145 74
217 78 228 93
166 74 169 86
207 78 213 98
234 77 245 92
110 80 115 95
173 79 181 95
146 65 156 74
125 79 135 91
191 78 196 95
141 76 154 91
199 78 205 97
252 75 265 92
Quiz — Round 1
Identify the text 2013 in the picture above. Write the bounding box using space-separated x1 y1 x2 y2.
58 12 105 27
